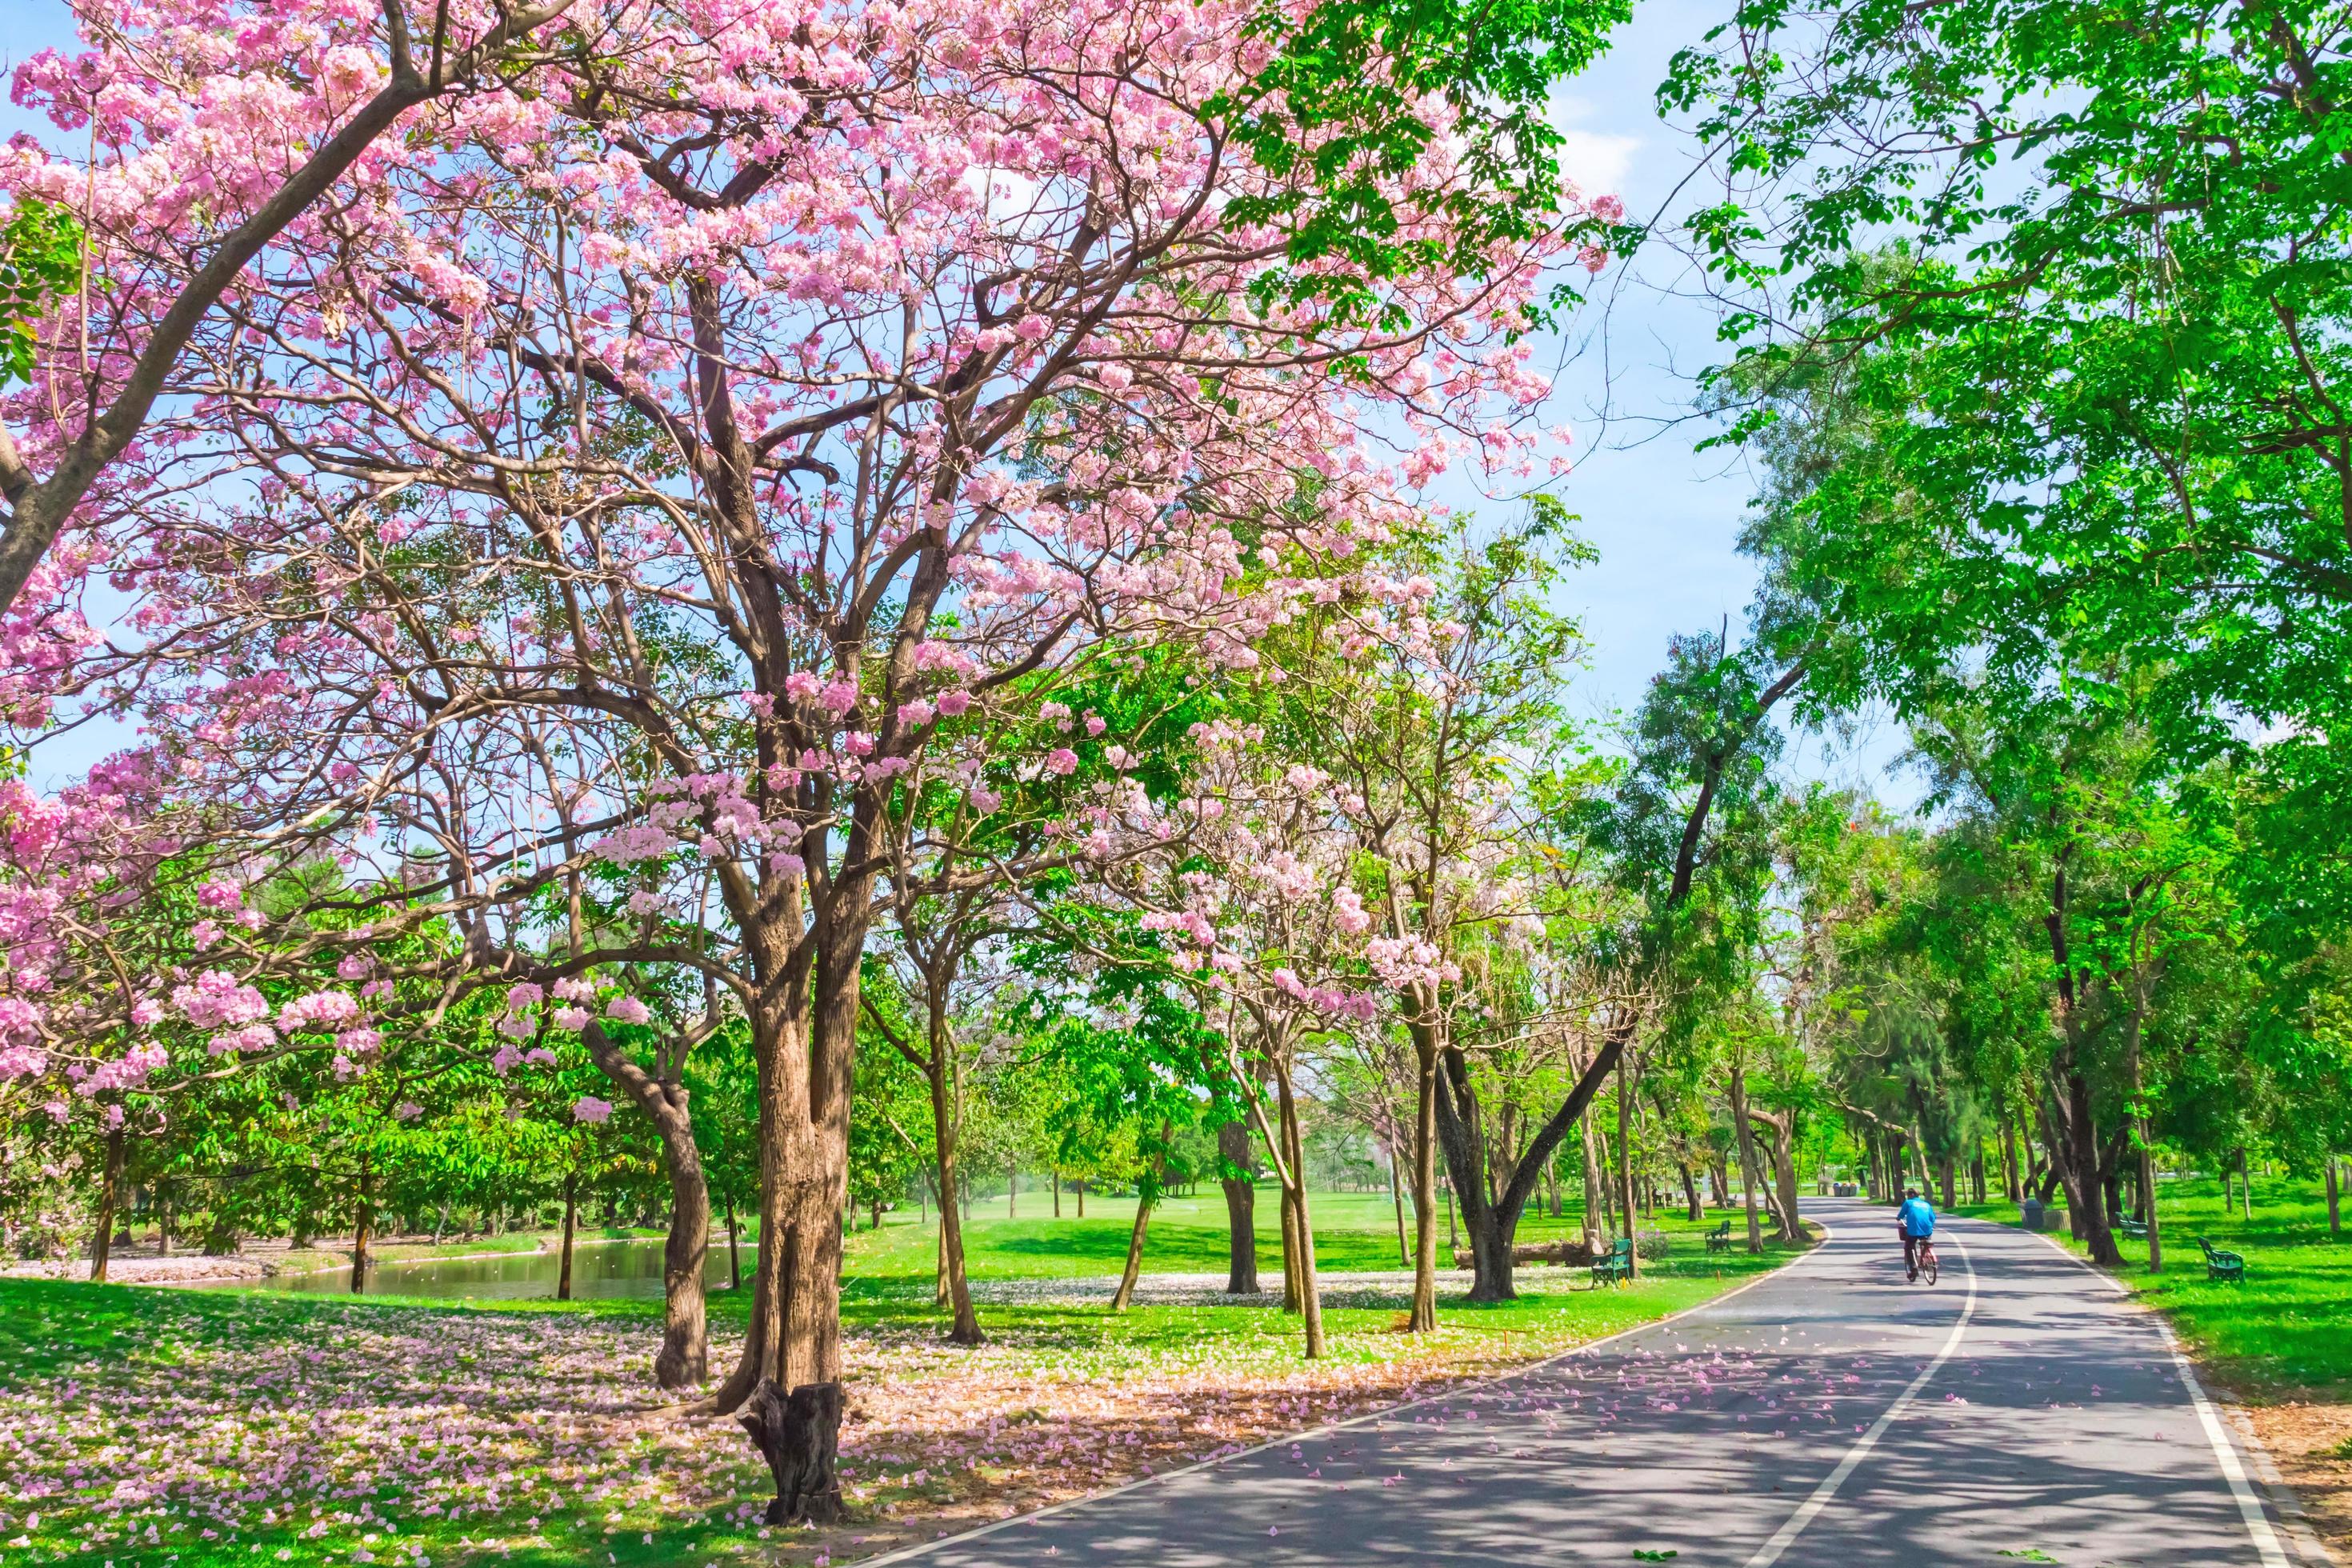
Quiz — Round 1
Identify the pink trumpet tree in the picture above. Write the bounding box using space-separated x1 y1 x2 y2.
1111 719 1400 1359
50 0 1586 1509
0 0 586 619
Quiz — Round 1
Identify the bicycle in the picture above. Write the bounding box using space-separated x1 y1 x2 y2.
1910 1236 1939 1286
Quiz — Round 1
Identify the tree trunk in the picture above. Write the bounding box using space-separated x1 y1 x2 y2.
558 1173 578 1301
89 1127 126 1284
1409 1049 1438 1333
154 1178 171 1258
580 1021 713 1386
2048 1076 2118 1262
2070 1081 2121 1262
1580 1111 1606 1254
726 1194 743 1291
1076 1182 1085 1218
1278 1174 1304 1311
2123 1003 2161 1273
921 994 983 1346
932 1134 981 1343
1679 1161 1703 1222
1731 1066 1766 1254
1429 1029 1625 1303
1218 1119 1259 1294
1110 1131 1168 1314
2238 1147 2253 1218
2002 1117 2023 1201
350 1158 373 1294
1272 1062 1325 1358
2327 1159 2341 1242
698 906 863 1534
1616 1052 1638 1278
1052 1170 1061 1217
1008 1159 1017 1219
1938 1156 1956 1212
1430 1040 1513 1302
1770 1118 1801 1242
1109 1190 1154 1312
1388 1139 1410 1266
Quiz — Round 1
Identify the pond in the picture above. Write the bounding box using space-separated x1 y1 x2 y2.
190 1235 746 1301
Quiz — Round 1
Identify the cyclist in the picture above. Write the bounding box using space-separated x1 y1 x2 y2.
1897 1188 1937 1280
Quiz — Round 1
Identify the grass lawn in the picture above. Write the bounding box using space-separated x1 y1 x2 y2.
840 1183 1613 1280
0 1194 1800 1568
1958 1172 2352 1398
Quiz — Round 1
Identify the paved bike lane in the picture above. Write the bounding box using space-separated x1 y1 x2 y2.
871 1201 2303 1566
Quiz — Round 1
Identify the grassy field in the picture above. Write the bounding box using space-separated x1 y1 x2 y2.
0 1194 1797 1568
1960 1172 2352 1397
840 1183 1610 1282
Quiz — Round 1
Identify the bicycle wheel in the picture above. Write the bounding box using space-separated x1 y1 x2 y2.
1922 1248 1939 1286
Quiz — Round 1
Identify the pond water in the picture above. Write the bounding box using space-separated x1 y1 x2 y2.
190 1236 746 1300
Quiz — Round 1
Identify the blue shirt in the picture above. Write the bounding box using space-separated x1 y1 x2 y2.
1898 1197 1937 1238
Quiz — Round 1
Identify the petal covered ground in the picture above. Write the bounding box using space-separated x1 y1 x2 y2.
0 1250 1790 1567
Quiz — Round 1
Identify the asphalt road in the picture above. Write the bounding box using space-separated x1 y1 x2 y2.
872 1200 2309 1568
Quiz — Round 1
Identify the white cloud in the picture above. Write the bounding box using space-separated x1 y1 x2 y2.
1544 88 1640 198
1557 128 1640 198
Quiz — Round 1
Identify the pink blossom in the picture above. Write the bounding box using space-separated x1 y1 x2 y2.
604 995 651 1026
573 1096 614 1124
278 990 360 1031
175 971 270 1029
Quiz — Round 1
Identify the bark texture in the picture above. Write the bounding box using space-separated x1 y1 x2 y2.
1218 1119 1259 1294
738 1378 846 1525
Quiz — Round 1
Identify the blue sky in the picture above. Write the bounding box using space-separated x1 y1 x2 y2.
1 0 1910 801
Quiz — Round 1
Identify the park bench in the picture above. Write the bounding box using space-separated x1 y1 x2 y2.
1706 1219 1733 1254
2118 1216 2147 1241
1591 1237 1635 1287
2196 1237 2246 1283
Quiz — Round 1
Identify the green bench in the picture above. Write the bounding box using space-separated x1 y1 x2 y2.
2118 1216 2147 1241
1591 1237 1635 1286
1706 1219 1733 1254
2197 1237 2245 1283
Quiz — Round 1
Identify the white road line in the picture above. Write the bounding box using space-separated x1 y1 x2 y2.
1742 1227 1978 1568
860 1226 1835 1567
2015 1226 2294 1568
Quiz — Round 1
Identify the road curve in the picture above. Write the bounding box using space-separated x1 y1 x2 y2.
869 1200 2308 1567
